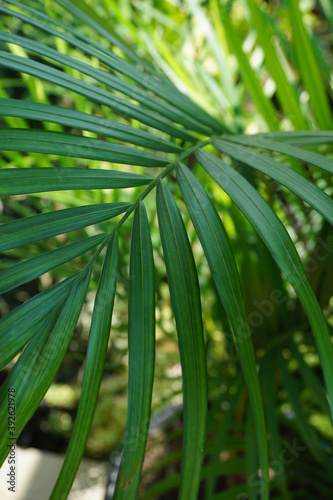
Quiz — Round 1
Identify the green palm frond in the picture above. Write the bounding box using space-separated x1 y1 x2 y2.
0 0 332 498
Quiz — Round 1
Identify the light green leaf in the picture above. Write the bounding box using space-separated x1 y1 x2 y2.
197 149 333 420
114 202 155 499
0 167 152 196
288 0 333 129
0 268 91 465
53 0 225 132
0 202 130 252
0 32 212 135
54 0 158 72
156 180 207 500
51 235 118 499
177 163 269 499
0 129 168 167
318 0 333 27
0 51 195 141
218 3 278 128
246 0 308 129
0 233 107 294
0 2 225 133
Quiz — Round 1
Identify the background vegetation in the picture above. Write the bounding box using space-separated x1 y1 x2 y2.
0 0 332 498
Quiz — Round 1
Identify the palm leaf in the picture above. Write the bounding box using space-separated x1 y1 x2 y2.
114 203 155 499
0 268 91 465
0 1 332 497
0 129 168 167
0 274 79 370
0 98 182 152
0 167 151 196
51 234 118 498
0 202 130 252
0 51 195 141
156 180 207 499
223 135 333 174
213 139 333 223
197 149 333 419
177 162 269 498
0 233 107 294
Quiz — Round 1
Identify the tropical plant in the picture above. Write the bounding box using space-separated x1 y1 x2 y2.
0 0 332 499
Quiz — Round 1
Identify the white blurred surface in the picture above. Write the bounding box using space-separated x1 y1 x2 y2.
0 447 107 500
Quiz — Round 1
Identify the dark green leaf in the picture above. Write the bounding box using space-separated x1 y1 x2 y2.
0 98 182 153
0 269 91 465
197 149 333 420
213 138 333 224
0 233 107 294
0 167 152 196
0 273 79 370
0 202 130 252
0 32 212 136
223 135 333 174
51 235 118 498
177 163 269 499
114 203 155 499
156 180 207 500
0 51 195 141
0 129 168 167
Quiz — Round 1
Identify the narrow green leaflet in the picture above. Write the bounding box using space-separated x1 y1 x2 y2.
223 135 333 174
256 131 333 146
55 0 157 72
213 139 333 224
0 233 107 294
114 202 155 499
218 4 278 128
0 32 212 135
0 2 225 133
0 269 91 465
51 235 118 499
0 167 152 196
288 0 333 129
0 98 182 153
53 0 226 132
246 0 308 130
197 149 333 420
0 129 168 167
0 51 195 142
0 202 130 252
0 273 79 370
156 180 207 500
177 163 269 500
